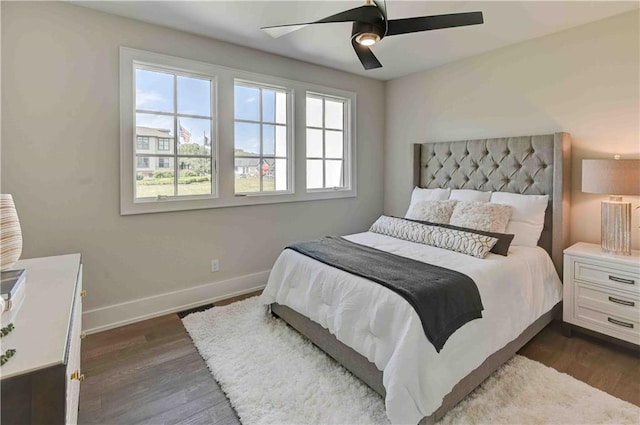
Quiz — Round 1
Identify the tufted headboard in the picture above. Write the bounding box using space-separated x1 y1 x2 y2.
413 133 571 276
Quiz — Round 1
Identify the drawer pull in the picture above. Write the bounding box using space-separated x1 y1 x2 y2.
608 275 635 285
70 370 85 381
607 317 634 329
608 296 635 307
80 290 87 297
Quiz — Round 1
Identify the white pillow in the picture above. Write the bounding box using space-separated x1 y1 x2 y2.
490 192 549 247
405 187 451 218
449 201 513 233
449 189 492 202
405 200 458 223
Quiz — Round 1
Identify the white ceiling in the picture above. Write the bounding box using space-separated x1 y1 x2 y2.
74 1 639 80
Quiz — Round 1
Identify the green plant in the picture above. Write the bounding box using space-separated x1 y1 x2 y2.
136 173 144 181
179 176 210 184
1 349 16 366
0 324 16 366
0 323 14 337
153 170 175 179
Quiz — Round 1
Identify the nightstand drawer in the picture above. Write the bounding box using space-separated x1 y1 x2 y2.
574 261 639 294
576 284 639 322
575 305 639 339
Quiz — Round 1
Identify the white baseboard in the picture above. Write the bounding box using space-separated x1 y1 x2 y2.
82 270 270 334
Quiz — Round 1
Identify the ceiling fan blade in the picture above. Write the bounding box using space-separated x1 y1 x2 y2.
386 11 483 36
262 24 308 38
262 5 383 38
351 38 382 70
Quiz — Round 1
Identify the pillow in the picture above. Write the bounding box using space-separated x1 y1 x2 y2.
449 201 513 233
490 192 549 247
370 216 498 258
405 187 451 217
449 189 492 202
408 218 514 256
405 200 457 223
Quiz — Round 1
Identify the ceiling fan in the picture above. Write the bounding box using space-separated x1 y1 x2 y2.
261 0 484 70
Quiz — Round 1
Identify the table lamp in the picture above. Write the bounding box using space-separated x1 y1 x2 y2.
0 194 23 270
582 157 640 255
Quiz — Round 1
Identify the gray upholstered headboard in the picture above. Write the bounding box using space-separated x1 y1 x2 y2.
413 133 571 276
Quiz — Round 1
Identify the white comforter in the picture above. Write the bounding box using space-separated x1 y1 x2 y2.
260 232 562 424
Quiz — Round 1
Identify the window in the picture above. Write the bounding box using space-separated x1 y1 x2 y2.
133 65 214 201
306 93 350 190
137 157 149 168
136 136 150 150
157 138 171 151
234 81 291 194
121 48 356 215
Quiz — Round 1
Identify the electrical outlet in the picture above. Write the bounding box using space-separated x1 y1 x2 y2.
211 259 219 272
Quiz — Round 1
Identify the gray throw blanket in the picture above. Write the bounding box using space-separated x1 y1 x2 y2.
286 236 484 353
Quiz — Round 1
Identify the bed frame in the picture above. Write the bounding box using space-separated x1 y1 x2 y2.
271 133 572 424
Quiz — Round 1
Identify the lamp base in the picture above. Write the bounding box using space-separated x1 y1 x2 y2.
601 197 631 255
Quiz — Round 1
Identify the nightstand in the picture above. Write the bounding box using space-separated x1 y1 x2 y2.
563 242 639 348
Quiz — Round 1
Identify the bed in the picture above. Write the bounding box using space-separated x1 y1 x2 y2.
260 133 571 424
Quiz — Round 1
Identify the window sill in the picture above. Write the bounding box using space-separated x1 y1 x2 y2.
120 188 356 215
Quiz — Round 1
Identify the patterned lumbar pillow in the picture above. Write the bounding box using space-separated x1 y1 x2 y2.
370 216 498 259
405 200 458 223
449 201 513 233
407 219 515 256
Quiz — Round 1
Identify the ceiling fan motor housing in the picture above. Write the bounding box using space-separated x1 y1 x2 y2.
352 21 385 44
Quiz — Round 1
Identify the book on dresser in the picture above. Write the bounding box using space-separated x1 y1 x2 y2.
1 269 26 298
1 269 27 318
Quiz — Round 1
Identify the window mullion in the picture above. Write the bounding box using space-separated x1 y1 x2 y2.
173 74 178 197
259 88 264 193
322 98 326 189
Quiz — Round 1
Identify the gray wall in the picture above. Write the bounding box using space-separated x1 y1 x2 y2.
1 2 385 312
385 10 640 249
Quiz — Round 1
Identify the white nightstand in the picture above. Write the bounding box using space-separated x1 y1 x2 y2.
563 242 640 348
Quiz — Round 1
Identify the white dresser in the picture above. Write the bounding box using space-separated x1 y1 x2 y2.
563 243 639 348
0 254 84 425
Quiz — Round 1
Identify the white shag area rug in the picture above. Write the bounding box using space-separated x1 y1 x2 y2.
182 297 640 425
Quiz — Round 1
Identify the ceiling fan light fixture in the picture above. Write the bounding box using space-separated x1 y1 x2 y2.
355 32 380 46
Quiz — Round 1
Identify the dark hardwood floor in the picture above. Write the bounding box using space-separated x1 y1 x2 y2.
79 295 639 424
78 293 255 425
519 320 639 406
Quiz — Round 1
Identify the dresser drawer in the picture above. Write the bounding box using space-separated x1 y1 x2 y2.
576 284 639 322
575 305 639 340
574 261 639 294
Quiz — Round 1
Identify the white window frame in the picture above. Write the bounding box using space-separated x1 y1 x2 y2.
135 63 215 202
305 92 352 192
120 47 356 215
234 79 293 196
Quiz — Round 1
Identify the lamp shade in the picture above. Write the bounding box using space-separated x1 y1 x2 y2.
582 159 640 195
0 194 23 270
